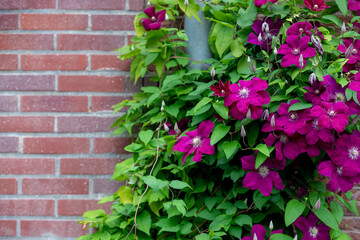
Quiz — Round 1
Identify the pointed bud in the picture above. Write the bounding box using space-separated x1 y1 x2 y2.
244 198 248 204
253 233 258 240
309 73 317 85
161 100 165 112
241 125 246 137
184 0 189 6
293 235 298 240
270 115 276 128
246 108 252 119
269 220 274 231
251 62 256 73
262 22 269 33
174 123 180 134
345 43 354 58
210 67 215 78
147 1 151 6
165 14 169 21
262 109 270 120
341 22 346 34
315 198 321 210
247 56 251 63
299 54 304 68
131 45 135 51
351 191 360 200
311 35 323 56
258 33 262 42
274 47 278 55
164 123 170 132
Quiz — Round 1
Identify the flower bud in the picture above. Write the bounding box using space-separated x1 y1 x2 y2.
269 220 274 231
210 67 215 78
147 1 151 6
299 54 304 68
241 125 246 137
309 73 317 85
294 235 298 240
345 43 354 58
315 198 321 210
262 109 270 120
184 0 189 6
131 45 135 51
341 22 346 34
174 123 180 134
251 62 256 73
262 22 269 33
244 198 248 204
258 33 262 42
246 108 252 119
253 233 258 240
165 14 169 21
270 115 276 128
274 47 278 55
351 191 360 200
247 56 251 63
164 123 170 132
161 100 165 112
311 35 323 56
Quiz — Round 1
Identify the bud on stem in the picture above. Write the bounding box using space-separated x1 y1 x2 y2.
341 22 346 34
270 115 276 128
241 125 246 138
210 66 215 78
315 198 321 210
184 0 189 6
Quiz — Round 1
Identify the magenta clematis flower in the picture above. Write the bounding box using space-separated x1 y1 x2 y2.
241 224 282 240
327 133 360 166
286 21 313 37
254 0 278 7
247 18 283 52
349 0 360 11
241 154 285 196
318 160 360 193
304 0 330 11
294 212 331 240
173 120 215 164
337 38 360 64
311 102 349 134
278 35 316 69
304 80 326 105
140 6 166 31
210 80 231 97
349 71 360 100
305 118 333 145
224 77 270 121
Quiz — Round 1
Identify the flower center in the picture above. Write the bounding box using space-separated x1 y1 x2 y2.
258 166 270 178
192 137 201 148
289 112 298 122
315 89 320 94
239 87 250 98
313 4 318 10
151 16 156 21
337 166 343 176
352 48 358 54
348 146 360 160
328 110 336 117
312 119 320 130
221 90 225 94
280 134 288 143
309 226 319 238
299 28 304 33
293 48 300 55
335 92 346 102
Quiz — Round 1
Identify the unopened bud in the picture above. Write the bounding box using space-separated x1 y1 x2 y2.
345 43 354 58
309 73 317 85
131 45 135 51
270 115 276 128
299 54 304 68
311 35 323 56
161 100 165 111
269 221 274 231
246 108 252 119
247 56 251 63
352 191 360 200
262 22 269 33
262 109 270 120
293 235 298 240
174 123 180 134
341 22 346 34
165 14 169 21
210 67 215 78
244 198 248 204
258 33 262 42
274 47 278 55
251 62 256 73
164 123 170 131
184 0 189 6
241 125 246 137
315 198 321 210
253 233 258 240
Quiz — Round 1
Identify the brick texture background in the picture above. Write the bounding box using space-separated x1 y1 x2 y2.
1 0 360 239
0 0 143 238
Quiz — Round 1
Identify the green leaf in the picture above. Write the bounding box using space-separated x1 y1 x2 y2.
212 23 234 57
314 206 340 230
210 124 231 145
83 209 106 218
169 180 191 190
134 13 147 37
139 130 153 145
233 214 252 227
330 201 344 224
111 158 134 181
270 233 294 240
328 59 348 73
213 102 229 120
284 199 306 226
142 176 168 191
253 143 270 157
196 234 211 240
237 2 257 28
247 122 259 147
178 0 201 22
322 15 343 27
288 102 313 111
172 199 187 216
286 85 298 96
191 97 213 115
137 211 152 235
209 214 232 231
154 217 180 233
229 226 242 239
98 195 115 204
205 197 217 211
118 186 133 205
222 141 239 159
164 105 179 117
255 152 268 169
230 38 244 58
253 190 269 210
335 0 348 16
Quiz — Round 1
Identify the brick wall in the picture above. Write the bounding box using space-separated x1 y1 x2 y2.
0 0 143 238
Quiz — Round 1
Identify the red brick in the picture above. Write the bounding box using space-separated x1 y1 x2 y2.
58 0 125 10
0 220 16 236
93 137 131 154
60 158 120 175
0 116 54 132
0 34 53 50
0 158 55 175
21 220 88 237
91 96 127 112
0 75 55 91
21 55 87 71
129 0 146 11
0 179 17 194
0 14 18 30
0 0 56 9
346 232 360 240
21 14 88 30
57 34 124 51
58 199 112 216
0 54 17 70
22 178 89 195
58 75 125 92
23 138 90 154
0 96 17 112
92 15 135 30
91 55 131 71
0 137 18 153
93 178 124 194
58 116 116 133
0 200 54 216
21 96 88 112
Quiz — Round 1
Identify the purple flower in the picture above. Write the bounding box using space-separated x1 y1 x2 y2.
304 0 330 11
173 120 215 164
294 212 331 240
349 71 360 101
337 38 360 64
286 22 313 37
318 160 360 193
166 118 188 137
304 80 326 105
241 155 285 196
241 224 282 240
327 133 360 166
278 35 316 69
140 6 166 31
349 0 360 11
254 0 278 7
210 80 231 97
305 118 333 145
311 102 349 134
224 77 270 121
247 18 282 52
